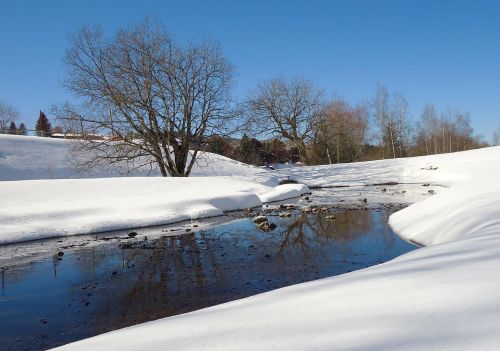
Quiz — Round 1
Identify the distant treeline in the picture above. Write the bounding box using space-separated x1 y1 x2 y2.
205 83 490 166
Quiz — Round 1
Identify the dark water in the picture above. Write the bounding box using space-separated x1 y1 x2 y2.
0 209 415 351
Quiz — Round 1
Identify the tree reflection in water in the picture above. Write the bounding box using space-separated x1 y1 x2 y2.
0 209 415 351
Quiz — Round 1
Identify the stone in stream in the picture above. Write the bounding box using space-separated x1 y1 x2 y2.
428 189 435 194
257 221 277 231
279 204 297 210
253 215 268 224
278 212 292 218
324 215 336 220
127 231 138 238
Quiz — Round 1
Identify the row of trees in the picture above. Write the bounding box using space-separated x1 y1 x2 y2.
3 19 495 176
206 134 300 166
0 105 53 136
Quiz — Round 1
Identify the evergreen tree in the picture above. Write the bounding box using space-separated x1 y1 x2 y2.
18 122 27 135
35 111 52 137
8 121 17 134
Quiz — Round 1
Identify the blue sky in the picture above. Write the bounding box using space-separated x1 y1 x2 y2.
0 0 499 140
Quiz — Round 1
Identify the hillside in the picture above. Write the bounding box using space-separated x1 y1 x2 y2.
0 134 276 185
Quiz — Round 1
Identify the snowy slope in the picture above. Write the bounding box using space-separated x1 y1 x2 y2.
3 134 500 188
0 134 276 184
279 145 500 187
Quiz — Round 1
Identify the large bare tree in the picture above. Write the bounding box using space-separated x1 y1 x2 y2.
60 20 235 176
245 77 324 164
0 100 19 131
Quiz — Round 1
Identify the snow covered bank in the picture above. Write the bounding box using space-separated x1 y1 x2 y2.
0 178 308 245
389 175 500 246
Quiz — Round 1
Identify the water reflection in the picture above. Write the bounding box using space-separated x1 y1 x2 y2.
0 209 415 351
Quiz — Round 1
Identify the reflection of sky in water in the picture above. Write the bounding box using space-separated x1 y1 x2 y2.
0 209 415 350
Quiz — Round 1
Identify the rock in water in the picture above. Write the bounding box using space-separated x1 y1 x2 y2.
257 221 277 231
128 231 138 237
253 215 268 224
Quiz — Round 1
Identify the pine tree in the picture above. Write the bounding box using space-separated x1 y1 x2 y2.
35 111 52 137
18 122 27 135
8 121 17 134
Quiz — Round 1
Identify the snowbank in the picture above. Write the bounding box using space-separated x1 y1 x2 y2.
389 175 500 246
258 183 309 203
0 177 307 245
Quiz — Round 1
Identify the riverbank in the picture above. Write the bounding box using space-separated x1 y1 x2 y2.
53 173 500 351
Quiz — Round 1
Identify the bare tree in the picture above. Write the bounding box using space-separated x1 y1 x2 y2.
493 125 500 146
245 77 324 164
419 104 437 155
59 20 235 177
0 100 20 131
373 84 391 158
313 98 368 164
392 92 410 157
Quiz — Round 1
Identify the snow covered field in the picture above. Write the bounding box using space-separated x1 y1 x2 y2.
0 134 276 184
2 135 500 350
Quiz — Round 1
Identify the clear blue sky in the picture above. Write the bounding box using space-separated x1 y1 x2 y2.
0 0 499 140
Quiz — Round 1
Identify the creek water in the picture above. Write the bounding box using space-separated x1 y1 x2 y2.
0 208 415 351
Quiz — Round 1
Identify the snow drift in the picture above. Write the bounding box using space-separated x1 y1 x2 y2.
389 175 500 246
0 178 308 245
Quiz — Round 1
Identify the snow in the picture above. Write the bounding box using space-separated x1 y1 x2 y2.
277 145 500 188
389 174 500 246
0 134 276 185
257 183 309 203
3 135 500 350
0 177 308 245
